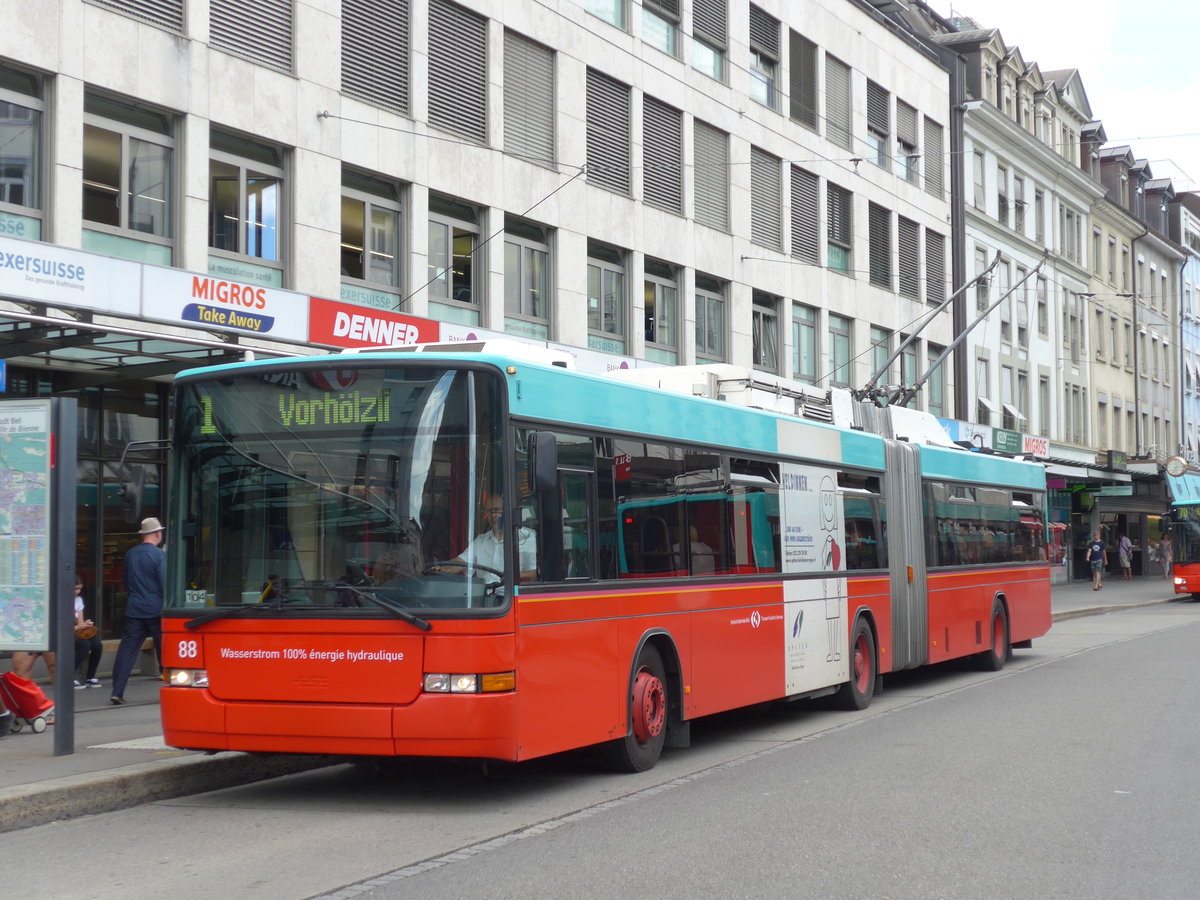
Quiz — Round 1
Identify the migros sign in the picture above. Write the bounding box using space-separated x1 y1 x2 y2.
190 276 267 309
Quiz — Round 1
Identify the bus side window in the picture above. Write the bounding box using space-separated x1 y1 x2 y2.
560 470 591 579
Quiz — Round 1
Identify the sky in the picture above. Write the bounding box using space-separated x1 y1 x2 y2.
931 0 1200 192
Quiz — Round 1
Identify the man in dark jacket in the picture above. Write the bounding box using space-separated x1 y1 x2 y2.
110 517 166 705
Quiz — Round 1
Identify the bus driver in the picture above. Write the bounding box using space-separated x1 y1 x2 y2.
439 496 537 584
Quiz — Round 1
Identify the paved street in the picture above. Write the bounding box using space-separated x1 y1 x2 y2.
0 580 1194 900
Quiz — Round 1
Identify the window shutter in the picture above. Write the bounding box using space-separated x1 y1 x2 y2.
790 166 819 264
896 100 918 147
210 0 294 73
748 6 778 57
428 0 488 143
898 217 920 300
825 55 851 150
586 69 631 195
87 0 183 32
341 0 409 114
827 183 851 244
868 203 891 288
504 31 554 165
924 117 945 196
692 0 727 49
789 31 817 128
645 0 679 16
642 97 683 214
750 146 782 250
866 81 889 134
925 230 946 304
694 121 729 231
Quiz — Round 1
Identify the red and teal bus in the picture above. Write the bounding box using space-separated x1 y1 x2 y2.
159 347 1051 770
1167 467 1200 599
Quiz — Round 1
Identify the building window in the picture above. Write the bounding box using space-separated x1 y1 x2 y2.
428 194 480 324
927 343 946 417
504 30 554 166
586 69 631 195
642 0 679 56
82 93 174 264
791 166 820 265
866 81 890 170
341 0 409 114
210 0 293 72
1013 174 1026 232
1001 365 1018 430
694 120 729 231
1038 375 1050 437
975 247 990 312
428 0 488 143
1016 265 1029 348
973 150 986 209
504 217 551 339
789 30 817 129
752 292 780 373
997 260 1011 343
996 163 1009 226
827 182 852 274
896 101 918 184
644 258 678 363
695 274 726 361
691 0 726 80
897 217 919 300
825 55 852 150
643 97 683 214
976 358 992 426
868 203 891 289
208 130 284 282
587 240 626 353
586 0 625 29
923 117 944 197
926 229 945 306
341 169 402 302
0 65 43 240
901 337 918 389
828 314 852 387
869 326 892 386
1035 189 1045 244
749 146 782 250
792 303 817 383
748 6 779 109
1037 276 1048 335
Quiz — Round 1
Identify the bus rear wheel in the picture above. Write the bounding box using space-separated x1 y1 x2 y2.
833 618 876 711
605 644 668 772
977 604 1009 671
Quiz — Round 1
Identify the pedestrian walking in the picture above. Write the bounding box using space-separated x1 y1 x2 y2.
1087 530 1108 591
1160 533 1174 580
1118 533 1133 580
110 517 166 705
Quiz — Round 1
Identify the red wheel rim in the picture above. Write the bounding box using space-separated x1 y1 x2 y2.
631 666 666 743
852 633 871 694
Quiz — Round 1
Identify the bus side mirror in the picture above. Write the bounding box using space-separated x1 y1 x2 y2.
119 466 146 524
529 431 558 494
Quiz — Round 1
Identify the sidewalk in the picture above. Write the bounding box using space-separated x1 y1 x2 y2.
0 576 1186 833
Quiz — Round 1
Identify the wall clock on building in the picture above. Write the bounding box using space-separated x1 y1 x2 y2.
1166 456 1188 478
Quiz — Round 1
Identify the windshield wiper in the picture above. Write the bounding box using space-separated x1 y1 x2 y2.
184 599 285 631
333 583 432 631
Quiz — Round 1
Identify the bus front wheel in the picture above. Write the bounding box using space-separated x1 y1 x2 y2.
605 644 668 772
833 618 876 711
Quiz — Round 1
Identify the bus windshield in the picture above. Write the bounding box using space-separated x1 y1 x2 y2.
169 364 506 614
1172 516 1200 566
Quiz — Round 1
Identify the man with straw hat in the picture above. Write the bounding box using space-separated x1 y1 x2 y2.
110 517 166 705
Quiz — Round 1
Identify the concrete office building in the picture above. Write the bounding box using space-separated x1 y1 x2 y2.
0 0 954 634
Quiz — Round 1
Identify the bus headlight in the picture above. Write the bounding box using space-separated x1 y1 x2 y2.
166 668 208 688
423 672 515 693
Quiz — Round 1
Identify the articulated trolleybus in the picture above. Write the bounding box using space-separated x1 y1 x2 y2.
160 345 1051 771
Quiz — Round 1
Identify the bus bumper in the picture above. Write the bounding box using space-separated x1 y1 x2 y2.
161 688 520 760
